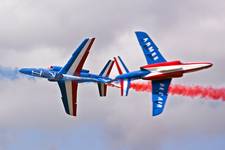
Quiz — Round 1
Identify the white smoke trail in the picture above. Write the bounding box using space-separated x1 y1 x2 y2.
0 66 34 80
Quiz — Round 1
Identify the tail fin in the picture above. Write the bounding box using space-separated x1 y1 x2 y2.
99 60 114 77
113 56 131 96
97 60 114 97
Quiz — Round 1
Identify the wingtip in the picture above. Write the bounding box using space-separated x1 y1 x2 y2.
85 37 96 41
90 37 96 42
135 31 146 35
152 109 163 117
113 56 119 61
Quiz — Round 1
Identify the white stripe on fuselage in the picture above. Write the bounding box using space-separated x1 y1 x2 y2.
63 74 100 82
144 64 209 72
143 63 209 78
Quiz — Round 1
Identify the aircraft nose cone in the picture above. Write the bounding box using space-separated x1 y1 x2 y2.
208 63 213 67
19 68 32 75
204 63 213 68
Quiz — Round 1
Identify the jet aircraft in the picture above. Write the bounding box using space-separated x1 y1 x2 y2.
19 38 114 116
114 31 213 116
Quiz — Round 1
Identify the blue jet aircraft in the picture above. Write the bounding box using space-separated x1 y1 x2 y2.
113 32 212 116
19 38 114 116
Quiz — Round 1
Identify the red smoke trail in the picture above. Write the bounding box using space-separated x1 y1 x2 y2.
130 82 225 101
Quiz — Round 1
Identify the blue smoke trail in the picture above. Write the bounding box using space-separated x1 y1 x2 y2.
0 66 34 80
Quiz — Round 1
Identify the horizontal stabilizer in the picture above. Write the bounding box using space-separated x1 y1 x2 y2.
120 79 131 96
99 60 114 77
114 56 131 96
114 56 129 74
98 83 107 97
98 60 114 97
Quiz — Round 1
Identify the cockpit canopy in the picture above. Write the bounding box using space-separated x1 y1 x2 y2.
49 66 62 72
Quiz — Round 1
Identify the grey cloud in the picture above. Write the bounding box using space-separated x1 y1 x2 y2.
0 0 148 51
0 0 225 149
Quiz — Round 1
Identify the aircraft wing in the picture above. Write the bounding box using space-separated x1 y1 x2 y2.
135 31 166 64
151 79 171 116
59 38 95 75
57 38 95 116
57 80 78 116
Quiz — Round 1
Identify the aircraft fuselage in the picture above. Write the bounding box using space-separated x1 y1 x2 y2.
115 60 212 81
19 67 111 83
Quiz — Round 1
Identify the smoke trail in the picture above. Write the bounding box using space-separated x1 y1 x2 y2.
130 82 225 101
0 66 34 80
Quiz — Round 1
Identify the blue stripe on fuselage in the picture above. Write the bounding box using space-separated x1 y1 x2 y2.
80 72 104 78
80 72 111 80
116 70 150 80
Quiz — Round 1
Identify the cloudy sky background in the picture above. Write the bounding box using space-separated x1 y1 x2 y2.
0 0 225 149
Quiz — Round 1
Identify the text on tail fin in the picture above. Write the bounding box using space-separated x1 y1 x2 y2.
135 31 166 64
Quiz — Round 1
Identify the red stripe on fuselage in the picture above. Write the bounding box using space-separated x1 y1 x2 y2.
183 62 213 65
141 60 182 69
142 63 211 80
143 72 183 80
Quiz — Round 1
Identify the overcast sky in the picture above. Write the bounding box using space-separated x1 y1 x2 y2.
0 0 225 149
